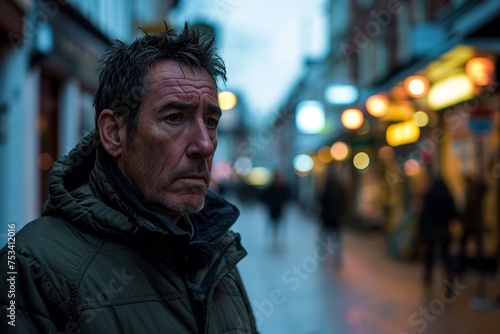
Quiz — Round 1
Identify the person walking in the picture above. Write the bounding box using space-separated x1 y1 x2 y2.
459 175 487 273
0 24 257 333
417 176 459 287
318 167 347 267
261 171 290 249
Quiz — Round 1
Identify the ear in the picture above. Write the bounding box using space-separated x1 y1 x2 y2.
98 109 126 158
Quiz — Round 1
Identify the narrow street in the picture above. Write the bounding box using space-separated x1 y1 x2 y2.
230 196 500 334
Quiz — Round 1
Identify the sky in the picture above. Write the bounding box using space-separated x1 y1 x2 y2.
169 0 329 126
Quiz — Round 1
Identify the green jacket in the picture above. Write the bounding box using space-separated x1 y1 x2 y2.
0 132 257 333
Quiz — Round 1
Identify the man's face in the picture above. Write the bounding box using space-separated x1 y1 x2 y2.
117 60 221 221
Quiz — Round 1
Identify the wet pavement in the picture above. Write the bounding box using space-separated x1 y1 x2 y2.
229 196 500 334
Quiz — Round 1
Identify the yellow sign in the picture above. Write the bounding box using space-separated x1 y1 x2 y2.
427 73 474 111
386 120 420 147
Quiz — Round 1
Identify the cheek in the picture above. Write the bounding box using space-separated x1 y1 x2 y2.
131 138 166 171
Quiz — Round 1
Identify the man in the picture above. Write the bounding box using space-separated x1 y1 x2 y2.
0 24 257 333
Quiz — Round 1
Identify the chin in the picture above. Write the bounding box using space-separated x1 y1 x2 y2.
171 194 206 214
185 198 206 213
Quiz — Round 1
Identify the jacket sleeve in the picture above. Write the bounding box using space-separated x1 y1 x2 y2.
1 247 62 333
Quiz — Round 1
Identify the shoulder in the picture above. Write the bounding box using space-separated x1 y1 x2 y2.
4 216 105 280
0 216 110 320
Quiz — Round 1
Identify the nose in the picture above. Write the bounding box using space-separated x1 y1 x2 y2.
186 119 216 159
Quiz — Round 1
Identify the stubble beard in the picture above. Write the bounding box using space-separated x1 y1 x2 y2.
129 163 211 218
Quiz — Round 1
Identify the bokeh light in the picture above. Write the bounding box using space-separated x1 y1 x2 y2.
341 108 364 130
465 57 495 86
330 141 350 161
366 94 389 117
296 100 325 134
386 120 420 147
403 159 420 176
218 91 238 110
404 75 429 98
245 167 272 186
324 84 359 105
353 152 370 170
413 111 429 127
293 154 314 174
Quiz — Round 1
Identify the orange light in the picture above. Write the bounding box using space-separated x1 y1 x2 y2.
341 108 364 130
465 57 495 86
365 94 389 117
404 75 429 98
330 141 349 161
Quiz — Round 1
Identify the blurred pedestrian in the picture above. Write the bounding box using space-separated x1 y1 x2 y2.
459 175 487 273
261 171 290 249
0 24 257 333
318 167 347 267
417 176 459 287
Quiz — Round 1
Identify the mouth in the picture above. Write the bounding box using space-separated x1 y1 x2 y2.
179 174 209 184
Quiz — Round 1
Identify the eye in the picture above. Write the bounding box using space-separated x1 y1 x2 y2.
165 114 182 123
205 117 219 129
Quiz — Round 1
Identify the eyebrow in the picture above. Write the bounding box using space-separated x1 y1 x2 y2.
159 102 222 116
209 104 222 116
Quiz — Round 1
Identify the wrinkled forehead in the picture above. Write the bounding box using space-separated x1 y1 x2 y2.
147 60 217 91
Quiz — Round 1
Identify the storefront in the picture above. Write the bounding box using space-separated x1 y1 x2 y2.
33 3 109 206
370 43 500 267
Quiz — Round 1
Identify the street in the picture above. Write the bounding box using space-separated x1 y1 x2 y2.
230 196 500 334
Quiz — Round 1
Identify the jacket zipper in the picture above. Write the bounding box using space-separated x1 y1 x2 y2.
184 274 205 333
